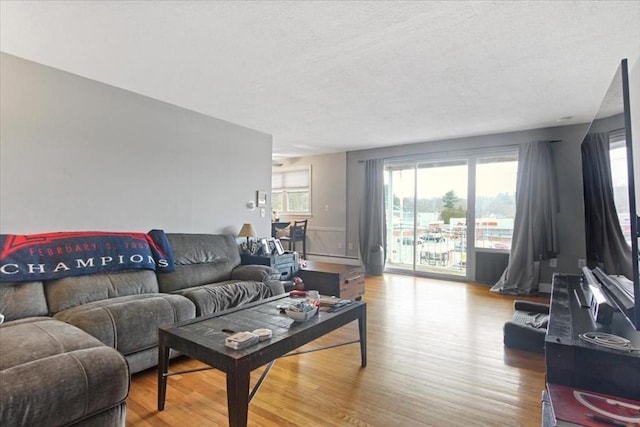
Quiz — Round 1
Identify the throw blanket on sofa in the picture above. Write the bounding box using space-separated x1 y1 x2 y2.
0 230 175 283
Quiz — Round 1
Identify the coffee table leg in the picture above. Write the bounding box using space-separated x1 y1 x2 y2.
157 332 170 411
358 305 367 367
227 365 250 427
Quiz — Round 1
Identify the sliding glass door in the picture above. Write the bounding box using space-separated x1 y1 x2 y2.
414 160 468 276
384 150 517 280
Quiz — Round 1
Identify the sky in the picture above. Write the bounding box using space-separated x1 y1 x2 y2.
388 160 518 199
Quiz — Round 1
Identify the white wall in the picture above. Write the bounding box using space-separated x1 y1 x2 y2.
0 53 273 236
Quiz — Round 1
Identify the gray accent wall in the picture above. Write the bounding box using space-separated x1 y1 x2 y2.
345 124 590 284
277 123 590 286
274 152 347 256
0 53 273 236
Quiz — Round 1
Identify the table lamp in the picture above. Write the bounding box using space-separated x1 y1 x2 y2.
238 223 257 246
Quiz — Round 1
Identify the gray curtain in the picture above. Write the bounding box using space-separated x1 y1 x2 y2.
581 132 632 278
359 159 386 275
491 141 559 295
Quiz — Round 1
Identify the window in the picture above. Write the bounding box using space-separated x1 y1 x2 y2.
384 148 518 278
609 130 631 245
474 154 518 250
272 166 311 215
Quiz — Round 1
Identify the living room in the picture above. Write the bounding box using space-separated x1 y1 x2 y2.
0 1 637 252
1 2 640 426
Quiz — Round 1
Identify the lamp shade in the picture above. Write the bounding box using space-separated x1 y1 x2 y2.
238 223 257 238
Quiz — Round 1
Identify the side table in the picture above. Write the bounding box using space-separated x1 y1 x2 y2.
295 261 365 300
240 253 298 280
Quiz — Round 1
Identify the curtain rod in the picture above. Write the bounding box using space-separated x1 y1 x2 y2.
356 140 563 163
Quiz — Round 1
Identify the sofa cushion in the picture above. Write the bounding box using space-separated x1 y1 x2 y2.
0 317 103 369
173 280 273 316
54 293 195 360
45 269 160 314
231 265 281 282
0 281 48 321
0 318 129 427
157 234 241 293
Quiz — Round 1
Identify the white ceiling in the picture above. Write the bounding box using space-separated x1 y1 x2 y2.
1 1 639 159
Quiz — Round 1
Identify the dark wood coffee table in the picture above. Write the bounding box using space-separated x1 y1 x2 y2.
157 294 366 427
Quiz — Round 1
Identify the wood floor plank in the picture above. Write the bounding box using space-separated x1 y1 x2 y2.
126 274 548 426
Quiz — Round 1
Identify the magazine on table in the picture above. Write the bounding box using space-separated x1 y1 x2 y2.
546 382 640 426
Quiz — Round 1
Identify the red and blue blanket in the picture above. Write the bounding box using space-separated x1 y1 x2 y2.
0 230 175 283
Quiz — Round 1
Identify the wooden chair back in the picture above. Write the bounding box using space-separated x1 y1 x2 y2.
289 220 307 241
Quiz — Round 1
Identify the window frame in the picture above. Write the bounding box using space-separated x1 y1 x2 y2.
384 146 518 281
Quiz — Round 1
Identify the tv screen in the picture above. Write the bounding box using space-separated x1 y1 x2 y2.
582 58 640 331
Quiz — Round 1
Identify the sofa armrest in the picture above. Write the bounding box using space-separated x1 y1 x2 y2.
231 265 281 282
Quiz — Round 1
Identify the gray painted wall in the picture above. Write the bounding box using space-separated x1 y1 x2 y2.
273 152 347 256
0 53 273 237
289 55 640 286
278 122 591 286
345 124 590 284
589 114 624 134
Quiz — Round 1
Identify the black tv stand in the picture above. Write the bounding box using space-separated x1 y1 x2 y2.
545 273 640 400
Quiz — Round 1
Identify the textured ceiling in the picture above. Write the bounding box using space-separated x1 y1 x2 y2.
1 1 639 159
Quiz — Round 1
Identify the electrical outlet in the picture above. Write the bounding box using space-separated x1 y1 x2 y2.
549 258 557 268
578 259 586 269
348 242 353 250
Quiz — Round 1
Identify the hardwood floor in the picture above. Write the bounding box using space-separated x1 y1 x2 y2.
126 274 549 426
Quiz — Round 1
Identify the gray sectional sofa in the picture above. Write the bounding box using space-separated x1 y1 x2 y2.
0 233 283 426
159 233 283 317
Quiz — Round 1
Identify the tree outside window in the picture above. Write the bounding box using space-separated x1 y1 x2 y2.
440 190 466 224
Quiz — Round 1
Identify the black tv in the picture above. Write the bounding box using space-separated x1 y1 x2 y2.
583 58 640 331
